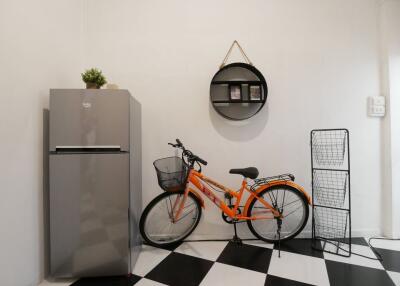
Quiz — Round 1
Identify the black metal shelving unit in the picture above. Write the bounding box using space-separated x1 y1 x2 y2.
311 129 351 257
210 62 268 120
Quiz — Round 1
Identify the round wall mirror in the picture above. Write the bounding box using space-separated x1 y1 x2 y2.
210 62 268 120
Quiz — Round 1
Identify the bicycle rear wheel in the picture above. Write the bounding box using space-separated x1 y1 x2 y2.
139 191 202 247
246 185 309 242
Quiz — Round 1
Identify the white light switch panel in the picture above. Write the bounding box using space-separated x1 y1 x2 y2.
368 96 386 117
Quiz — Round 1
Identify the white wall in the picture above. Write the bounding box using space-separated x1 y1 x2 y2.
85 0 383 238
0 1 84 285
380 0 400 237
0 1 391 284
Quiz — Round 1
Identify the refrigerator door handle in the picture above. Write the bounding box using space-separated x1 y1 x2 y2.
55 145 122 152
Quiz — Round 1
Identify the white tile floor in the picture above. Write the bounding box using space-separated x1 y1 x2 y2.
134 278 167 286
174 241 228 261
199 262 266 286
267 249 330 286
132 245 171 277
388 271 400 286
369 238 400 252
244 240 274 249
40 237 400 286
39 279 75 286
323 243 383 270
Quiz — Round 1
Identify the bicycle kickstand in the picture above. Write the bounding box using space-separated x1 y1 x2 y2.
231 219 243 245
277 218 282 258
228 197 242 246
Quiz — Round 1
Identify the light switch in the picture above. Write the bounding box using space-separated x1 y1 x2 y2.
368 96 386 117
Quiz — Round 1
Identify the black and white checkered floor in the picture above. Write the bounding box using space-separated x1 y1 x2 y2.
42 237 400 286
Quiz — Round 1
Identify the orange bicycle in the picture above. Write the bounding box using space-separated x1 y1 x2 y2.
140 139 311 247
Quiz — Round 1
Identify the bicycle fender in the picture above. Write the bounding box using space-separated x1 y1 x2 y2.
188 188 205 209
243 180 311 215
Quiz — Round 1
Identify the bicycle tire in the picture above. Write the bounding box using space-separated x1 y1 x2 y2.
246 185 309 242
139 191 202 248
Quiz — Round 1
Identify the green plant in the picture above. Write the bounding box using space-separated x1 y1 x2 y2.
81 68 107 88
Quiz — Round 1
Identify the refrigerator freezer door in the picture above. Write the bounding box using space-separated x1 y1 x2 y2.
49 89 130 152
49 153 130 278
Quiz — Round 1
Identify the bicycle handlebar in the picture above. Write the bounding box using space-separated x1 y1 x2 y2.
194 156 208 166
168 139 208 166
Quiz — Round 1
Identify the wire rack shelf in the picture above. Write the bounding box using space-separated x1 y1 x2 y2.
311 129 351 257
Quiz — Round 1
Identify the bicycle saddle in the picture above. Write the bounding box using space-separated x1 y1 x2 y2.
229 167 259 179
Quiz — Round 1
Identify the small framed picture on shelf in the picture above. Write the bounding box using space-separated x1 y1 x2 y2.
229 84 242 101
249 84 262 101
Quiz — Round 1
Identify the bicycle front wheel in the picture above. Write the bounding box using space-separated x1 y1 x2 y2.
247 185 309 242
139 191 202 247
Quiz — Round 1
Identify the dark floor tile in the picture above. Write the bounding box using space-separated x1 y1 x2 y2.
217 241 272 273
70 274 141 286
274 239 323 258
374 248 400 272
265 274 315 286
322 237 367 247
351 237 369 247
310 238 353 257
145 252 213 286
319 237 368 248
144 241 183 251
325 260 395 286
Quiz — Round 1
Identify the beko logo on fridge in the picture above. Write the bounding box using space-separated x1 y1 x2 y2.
82 102 92 109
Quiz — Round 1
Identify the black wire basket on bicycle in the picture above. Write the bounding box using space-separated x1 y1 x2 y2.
154 157 189 192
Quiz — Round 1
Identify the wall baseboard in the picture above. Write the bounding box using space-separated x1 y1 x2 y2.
188 228 381 241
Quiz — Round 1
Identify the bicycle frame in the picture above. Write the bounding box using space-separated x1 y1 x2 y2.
172 169 282 222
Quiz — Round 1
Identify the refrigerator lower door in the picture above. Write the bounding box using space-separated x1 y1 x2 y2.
50 153 130 278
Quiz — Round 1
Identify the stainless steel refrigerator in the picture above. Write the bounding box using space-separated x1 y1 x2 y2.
49 89 142 278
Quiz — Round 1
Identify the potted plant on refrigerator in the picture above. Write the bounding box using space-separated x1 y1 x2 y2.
81 68 107 89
